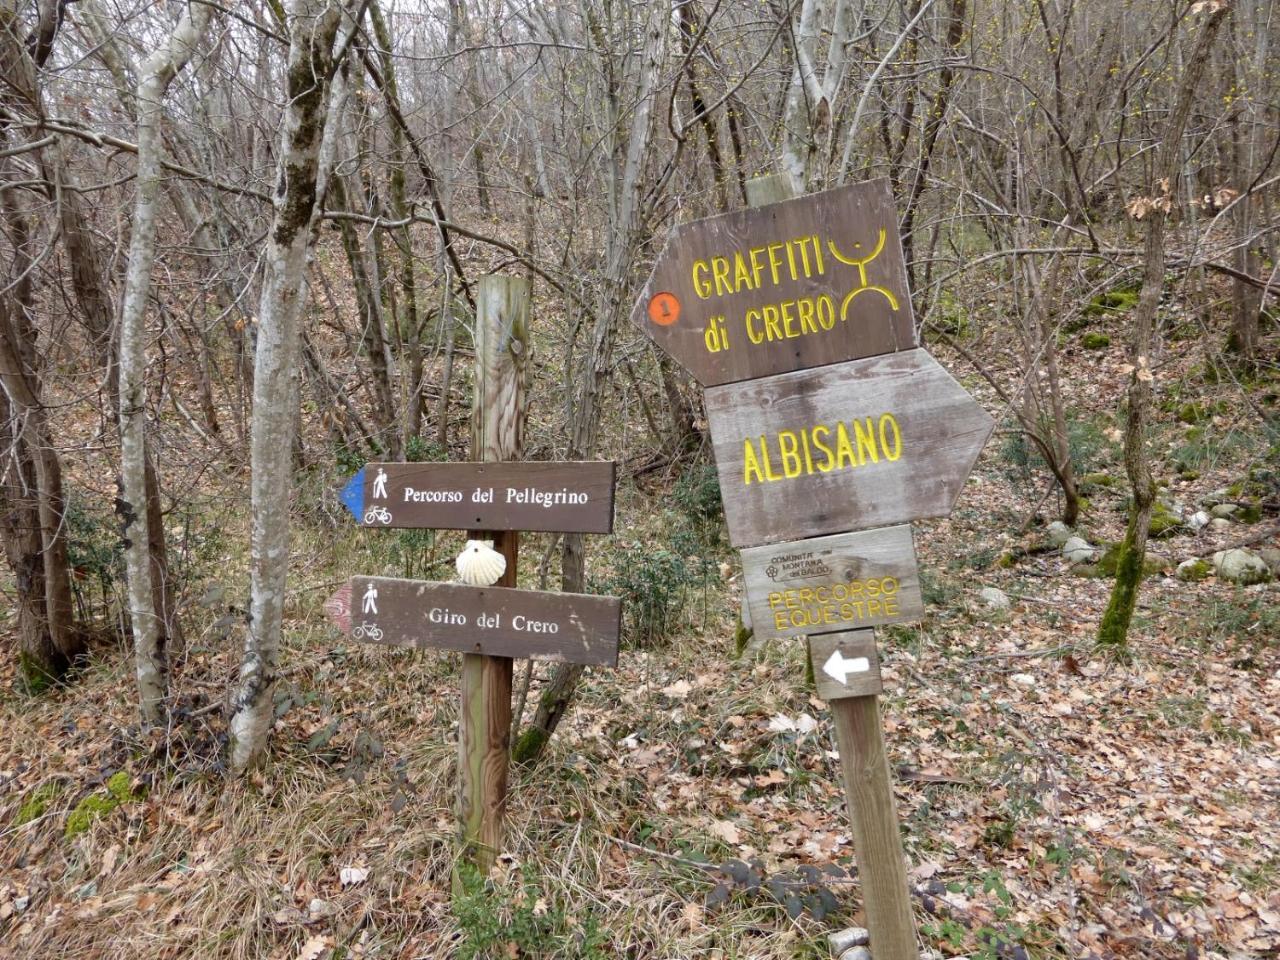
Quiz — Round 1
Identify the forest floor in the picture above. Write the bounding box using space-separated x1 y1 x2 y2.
1 303 1278 960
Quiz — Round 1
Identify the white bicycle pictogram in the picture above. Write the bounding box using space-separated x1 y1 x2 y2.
363 505 392 525
352 621 384 641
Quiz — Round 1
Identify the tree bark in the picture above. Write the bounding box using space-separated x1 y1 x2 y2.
229 0 347 772
117 0 212 725
1098 5 1229 649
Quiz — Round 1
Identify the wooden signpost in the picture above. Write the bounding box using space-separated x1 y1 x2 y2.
707 349 994 547
634 176 995 960
324 577 620 665
629 179 916 387
740 526 924 641
339 461 615 533
329 275 621 874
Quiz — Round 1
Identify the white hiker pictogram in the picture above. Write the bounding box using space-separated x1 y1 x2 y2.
362 582 379 615
372 467 389 500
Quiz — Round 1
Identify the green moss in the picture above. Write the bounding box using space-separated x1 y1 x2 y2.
64 771 143 838
15 782 61 827
1079 472 1116 491
17 651 60 694
1177 402 1211 425
1097 531 1143 652
1094 542 1167 578
1148 502 1183 539
1082 288 1139 318
511 728 549 766
1081 332 1111 350
1176 559 1212 582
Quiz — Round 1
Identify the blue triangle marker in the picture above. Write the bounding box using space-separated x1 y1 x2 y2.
339 467 365 522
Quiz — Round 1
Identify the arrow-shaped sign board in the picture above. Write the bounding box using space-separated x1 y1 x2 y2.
810 631 882 701
339 461 615 533
325 576 621 666
630 179 916 387
740 526 924 641
704 348 995 548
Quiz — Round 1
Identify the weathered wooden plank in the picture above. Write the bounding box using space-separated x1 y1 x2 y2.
809 630 884 701
460 274 527 873
704 348 995 547
339 460 616 533
631 179 916 386
832 689 920 960
741 526 923 640
330 576 621 667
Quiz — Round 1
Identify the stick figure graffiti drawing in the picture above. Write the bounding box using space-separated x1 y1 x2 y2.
827 229 901 321
372 467 389 500
362 582 379 616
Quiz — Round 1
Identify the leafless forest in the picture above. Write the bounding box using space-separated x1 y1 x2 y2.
1 0 1277 957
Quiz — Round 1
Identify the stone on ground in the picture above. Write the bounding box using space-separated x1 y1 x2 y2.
1212 548 1272 585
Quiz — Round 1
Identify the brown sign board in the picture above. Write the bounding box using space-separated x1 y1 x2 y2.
324 577 621 666
341 461 615 533
704 348 994 547
811 630 883 701
631 179 916 387
740 525 924 641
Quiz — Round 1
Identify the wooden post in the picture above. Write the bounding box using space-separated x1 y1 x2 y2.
459 275 529 873
820 630 919 960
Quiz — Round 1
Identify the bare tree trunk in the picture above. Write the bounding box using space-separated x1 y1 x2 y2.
1098 4 1228 649
229 0 347 772
117 0 212 726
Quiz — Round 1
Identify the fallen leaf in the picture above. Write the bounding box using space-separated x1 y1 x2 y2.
661 680 692 699
708 820 741 844
296 934 332 960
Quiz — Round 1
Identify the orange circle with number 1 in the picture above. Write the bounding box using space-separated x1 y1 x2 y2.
648 292 680 326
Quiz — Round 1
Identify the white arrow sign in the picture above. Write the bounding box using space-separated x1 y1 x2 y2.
823 649 871 686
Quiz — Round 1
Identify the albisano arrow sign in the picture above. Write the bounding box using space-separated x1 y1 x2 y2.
704 348 994 547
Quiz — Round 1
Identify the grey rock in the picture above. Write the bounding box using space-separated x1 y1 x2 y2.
828 927 871 953
1187 510 1211 532
1259 548 1280 576
980 587 1010 610
1202 488 1232 508
1062 536 1097 563
1209 517 1233 533
1210 503 1240 519
1212 549 1273 586
838 949 872 960
1176 558 1212 582
1045 520 1074 548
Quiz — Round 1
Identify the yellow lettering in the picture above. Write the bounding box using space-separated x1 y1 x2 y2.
796 297 817 334
885 597 899 616
784 238 799 279
795 236 812 277
712 256 731 296
762 304 783 341
749 247 766 289
812 425 834 472
854 417 880 465
692 260 712 298
880 414 902 461
761 437 783 482
817 294 836 329
799 427 814 473
745 308 763 344
780 300 798 338
743 439 765 485
775 611 788 631
812 233 825 274
835 421 857 470
767 243 785 285
778 431 802 478
768 591 784 609
733 251 753 290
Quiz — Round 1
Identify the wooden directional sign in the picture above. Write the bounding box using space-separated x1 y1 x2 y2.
631 179 916 387
810 630 883 701
705 348 995 548
324 576 621 666
339 461 615 533
740 526 924 640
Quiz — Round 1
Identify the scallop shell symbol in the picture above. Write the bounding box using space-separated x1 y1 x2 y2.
455 539 506 586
